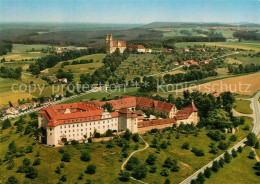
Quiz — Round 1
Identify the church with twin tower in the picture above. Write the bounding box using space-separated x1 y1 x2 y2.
105 34 126 53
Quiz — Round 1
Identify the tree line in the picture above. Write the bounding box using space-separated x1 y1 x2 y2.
0 66 22 80
0 41 13 56
228 63 260 74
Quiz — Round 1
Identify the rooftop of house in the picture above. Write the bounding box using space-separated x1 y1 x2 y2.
138 118 175 128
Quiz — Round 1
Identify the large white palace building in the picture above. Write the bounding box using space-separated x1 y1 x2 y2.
38 96 199 146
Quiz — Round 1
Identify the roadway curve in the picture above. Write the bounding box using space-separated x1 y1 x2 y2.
180 91 260 184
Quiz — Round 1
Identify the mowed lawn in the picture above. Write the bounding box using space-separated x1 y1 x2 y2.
0 77 36 105
234 100 253 114
0 44 51 61
204 146 260 184
133 117 253 184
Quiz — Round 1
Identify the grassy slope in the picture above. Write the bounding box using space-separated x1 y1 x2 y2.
234 100 253 114
204 146 259 184
0 116 140 184
133 117 253 184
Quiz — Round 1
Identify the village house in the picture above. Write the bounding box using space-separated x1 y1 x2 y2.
38 96 199 146
6 107 19 115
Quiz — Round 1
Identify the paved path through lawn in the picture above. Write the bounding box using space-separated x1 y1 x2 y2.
121 134 149 184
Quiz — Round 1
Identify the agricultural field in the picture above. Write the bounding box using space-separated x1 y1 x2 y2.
0 77 36 105
0 44 52 61
174 41 260 51
132 117 253 184
173 72 260 96
204 146 260 184
234 100 253 114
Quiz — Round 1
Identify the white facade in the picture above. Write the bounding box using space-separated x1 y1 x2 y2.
39 111 138 146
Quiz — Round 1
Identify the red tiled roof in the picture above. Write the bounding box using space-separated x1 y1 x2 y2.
112 41 126 47
138 118 175 128
136 97 175 113
106 97 136 110
118 108 137 118
127 45 146 50
175 103 198 120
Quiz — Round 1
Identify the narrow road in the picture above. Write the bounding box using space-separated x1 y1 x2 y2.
180 91 260 184
1 88 101 121
121 135 149 184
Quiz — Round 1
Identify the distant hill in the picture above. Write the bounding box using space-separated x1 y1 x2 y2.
141 22 260 29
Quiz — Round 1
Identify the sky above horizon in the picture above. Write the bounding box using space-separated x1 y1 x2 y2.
0 0 259 24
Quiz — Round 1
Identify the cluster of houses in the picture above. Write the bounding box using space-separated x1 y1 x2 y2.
56 46 88 54
38 95 199 146
4 98 52 116
173 59 209 68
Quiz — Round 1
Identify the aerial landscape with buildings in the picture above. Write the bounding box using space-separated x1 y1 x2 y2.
0 0 260 184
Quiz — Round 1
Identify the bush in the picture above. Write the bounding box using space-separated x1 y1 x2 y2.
204 167 211 178
171 164 180 172
218 141 229 150
229 135 237 142
247 132 257 146
255 141 259 149
58 148 65 154
253 162 260 176
163 157 177 168
197 172 205 184
23 158 31 166
160 169 169 176
231 149 237 157
80 152 91 162
106 141 114 148
119 171 130 182
132 133 139 142
224 151 232 163
60 174 67 182
55 166 61 174
25 145 33 153
2 119 11 130
78 173 84 180
25 166 38 179
160 141 168 149
182 142 190 150
164 178 171 184
88 137 92 143
60 162 65 168
85 164 96 174
212 161 220 172
5 176 18 184
191 147 205 157
132 164 148 179
237 146 243 153
61 153 71 162
218 158 225 168
248 151 256 159
149 165 157 173
126 157 140 171
146 153 157 165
